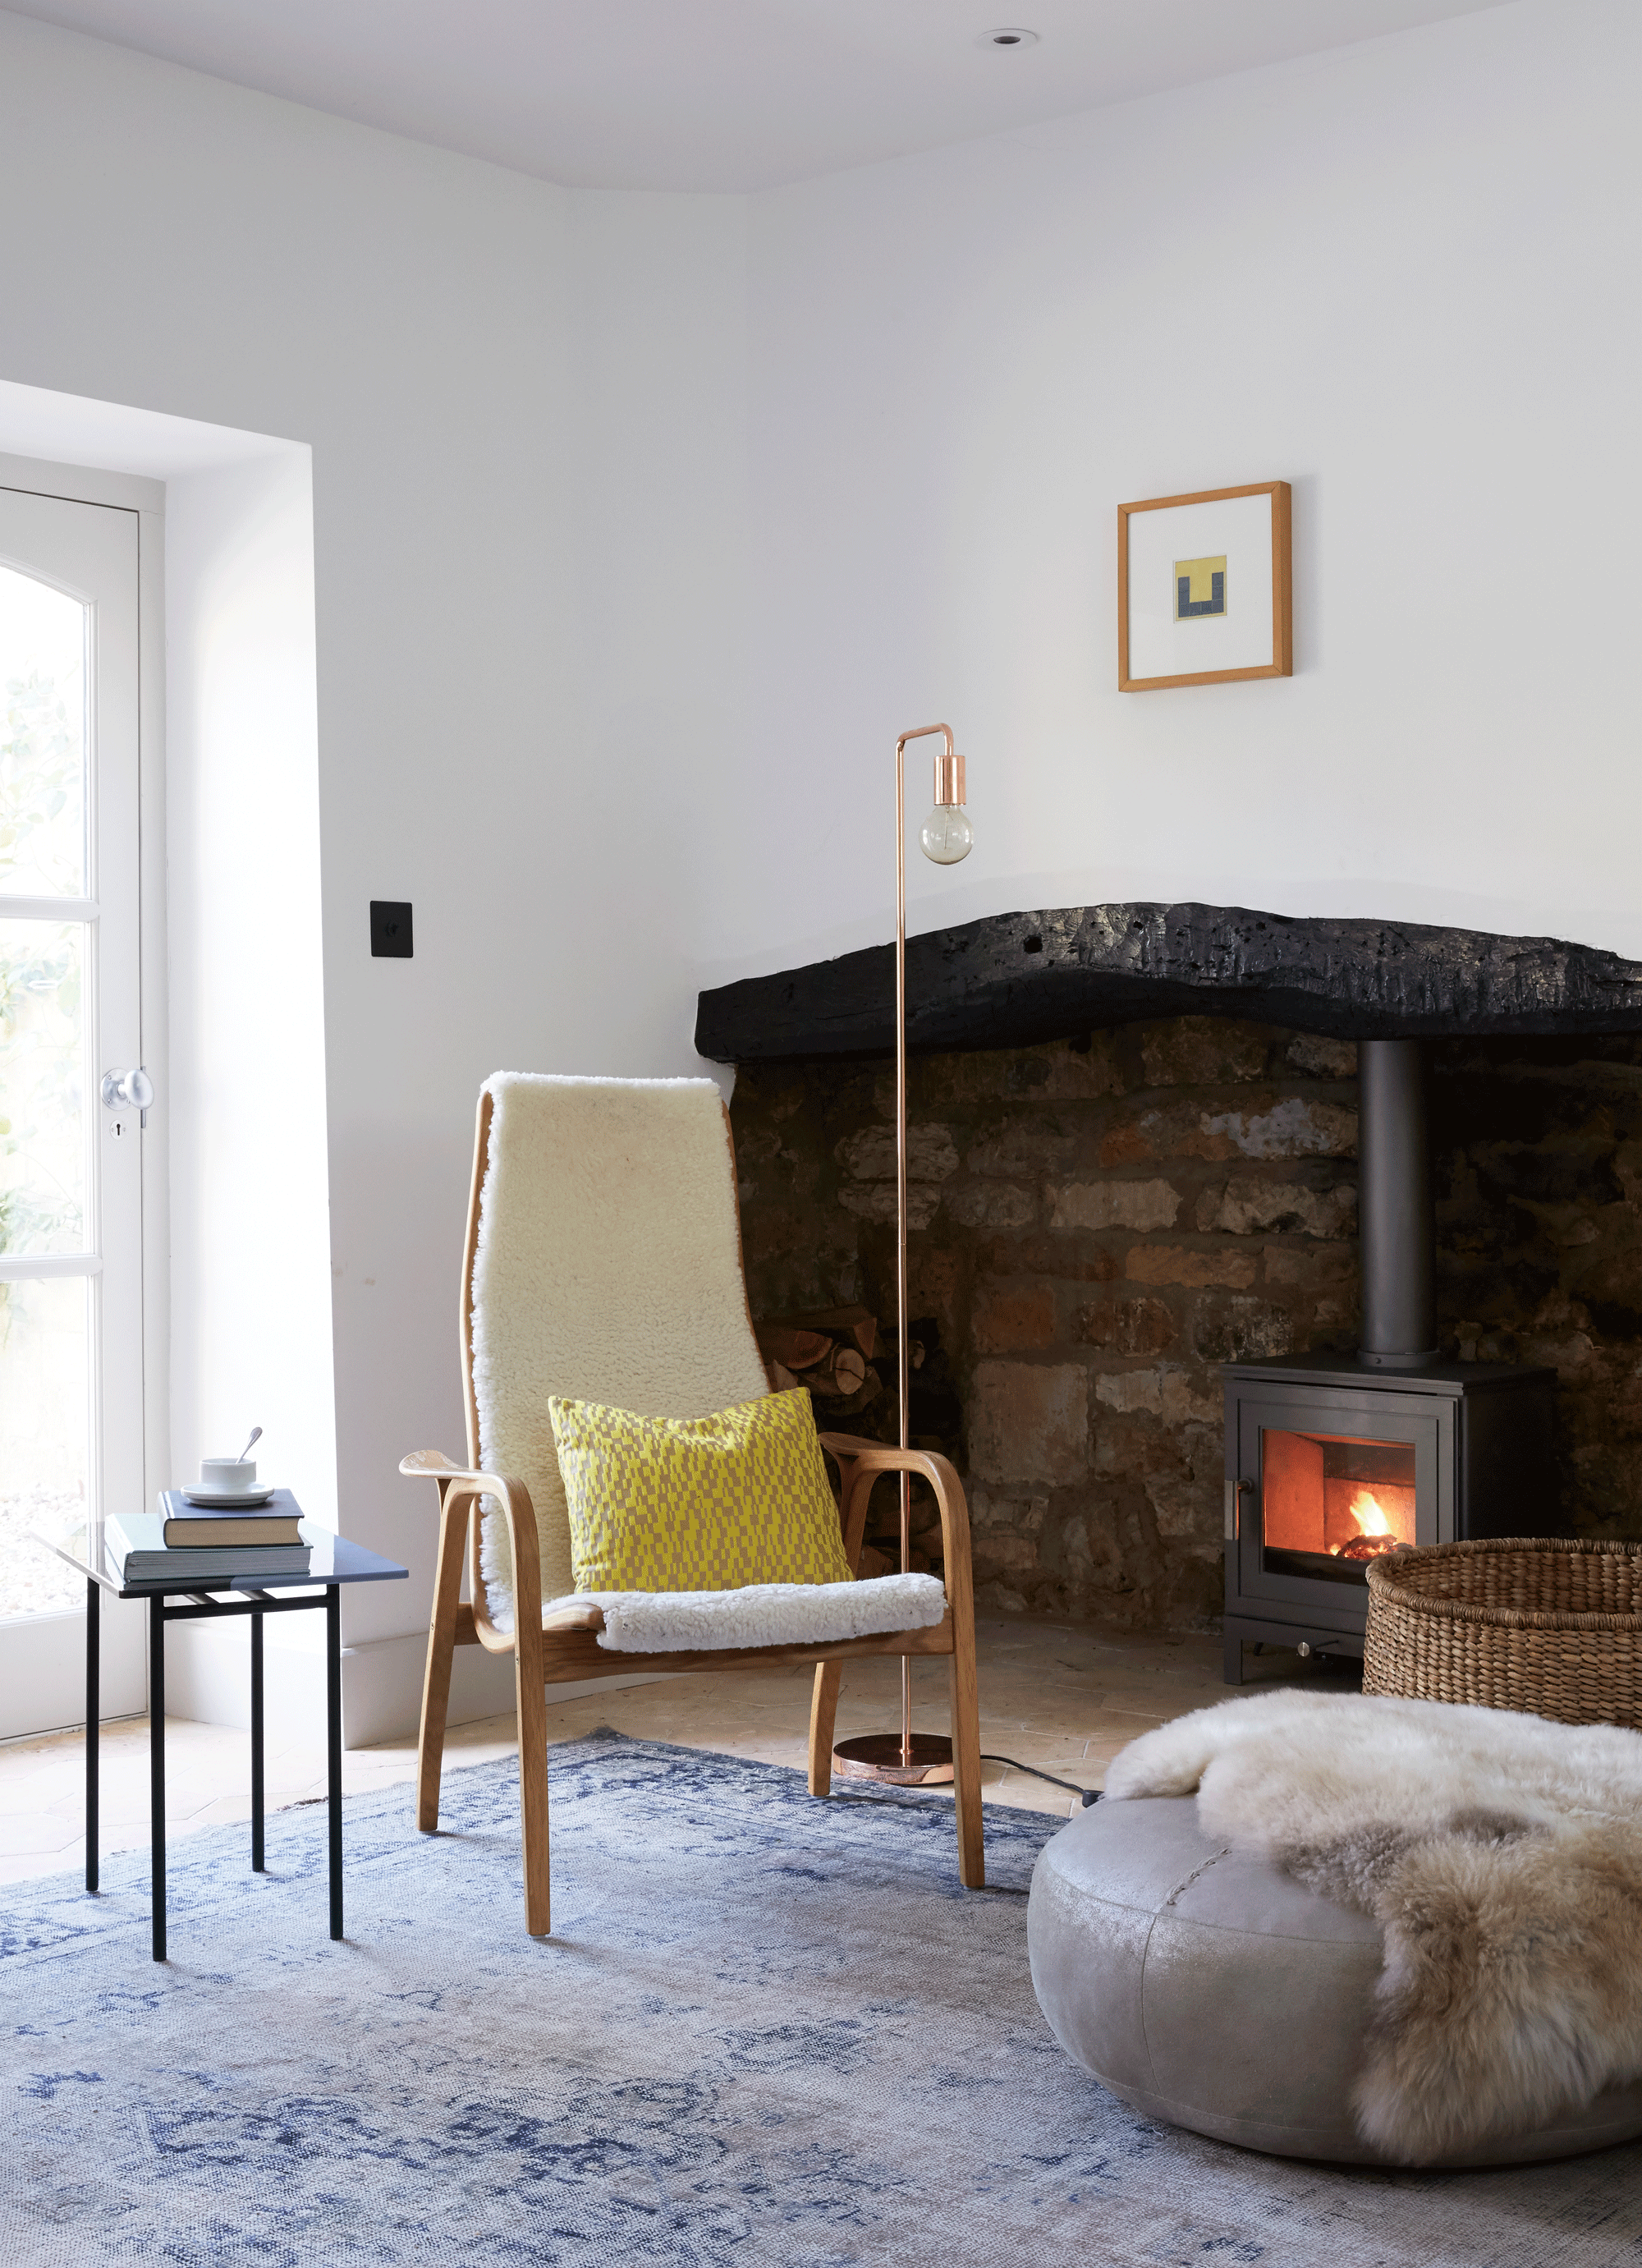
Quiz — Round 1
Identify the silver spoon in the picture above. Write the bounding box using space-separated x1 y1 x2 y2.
237 1426 263 1462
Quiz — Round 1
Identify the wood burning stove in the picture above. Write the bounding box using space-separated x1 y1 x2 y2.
1222 1040 1557 1679
1221 1352 1555 1676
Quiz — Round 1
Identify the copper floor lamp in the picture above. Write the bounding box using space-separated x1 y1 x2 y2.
834 723 974 1786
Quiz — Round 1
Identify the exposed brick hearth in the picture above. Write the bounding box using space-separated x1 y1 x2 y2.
729 1021 1642 1632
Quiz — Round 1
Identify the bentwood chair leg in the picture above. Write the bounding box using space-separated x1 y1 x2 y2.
808 1663 843 1795
514 1617 551 1937
949 1646 984 1889
417 1484 467 1834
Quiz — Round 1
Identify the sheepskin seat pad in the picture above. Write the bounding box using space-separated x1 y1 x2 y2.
1028 1692 1642 2168
544 1572 949 1654
467 1072 949 1653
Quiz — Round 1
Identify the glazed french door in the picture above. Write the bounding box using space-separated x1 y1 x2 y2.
0 484 147 1736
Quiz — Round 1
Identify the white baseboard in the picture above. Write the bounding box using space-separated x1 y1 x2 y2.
163 1617 677 1749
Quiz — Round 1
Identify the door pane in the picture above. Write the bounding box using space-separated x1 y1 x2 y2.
0 916 86 1255
0 562 88 898
0 562 87 898
0 489 142 1719
0 1272 89 1618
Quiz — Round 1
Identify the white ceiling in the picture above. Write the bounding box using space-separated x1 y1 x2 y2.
5 0 1515 193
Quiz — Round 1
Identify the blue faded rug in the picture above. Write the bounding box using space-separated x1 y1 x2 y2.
4 1729 1641 2266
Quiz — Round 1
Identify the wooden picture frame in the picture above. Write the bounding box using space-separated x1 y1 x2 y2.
1118 480 1291 691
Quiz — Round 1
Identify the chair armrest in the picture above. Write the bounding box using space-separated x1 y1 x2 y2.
818 1437 959 1490
400 1449 482 1481
398 1450 520 1501
815 1436 974 1602
397 1452 545 1644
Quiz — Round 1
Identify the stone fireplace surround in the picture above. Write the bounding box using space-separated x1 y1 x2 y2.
700 907 1642 1632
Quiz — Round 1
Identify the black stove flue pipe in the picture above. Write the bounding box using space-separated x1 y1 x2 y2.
1356 1039 1438 1366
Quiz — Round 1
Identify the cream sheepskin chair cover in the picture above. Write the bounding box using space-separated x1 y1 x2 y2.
470 1073 946 1649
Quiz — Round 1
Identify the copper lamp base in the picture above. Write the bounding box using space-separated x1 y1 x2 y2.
832 1732 954 1787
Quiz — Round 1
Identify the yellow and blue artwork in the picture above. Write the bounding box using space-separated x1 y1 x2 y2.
1174 555 1227 620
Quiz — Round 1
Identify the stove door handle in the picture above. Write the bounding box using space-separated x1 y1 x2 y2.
1228 1477 1256 1540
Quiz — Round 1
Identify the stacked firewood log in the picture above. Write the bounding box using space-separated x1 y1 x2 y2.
754 1305 878 1407
754 1306 944 1578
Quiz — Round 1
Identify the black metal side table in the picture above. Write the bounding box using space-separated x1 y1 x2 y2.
38 1524 407 1961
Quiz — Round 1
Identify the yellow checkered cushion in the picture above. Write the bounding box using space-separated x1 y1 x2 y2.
548 1388 855 1595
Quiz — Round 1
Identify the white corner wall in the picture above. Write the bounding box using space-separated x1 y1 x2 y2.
2 0 1635 1740
0 11 750 1738
161 447 344 1724
715 0 1642 982
165 448 333 1524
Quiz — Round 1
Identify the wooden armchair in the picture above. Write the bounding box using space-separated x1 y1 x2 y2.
401 1074 983 1935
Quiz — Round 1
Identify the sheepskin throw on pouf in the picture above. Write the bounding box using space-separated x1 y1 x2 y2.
1104 1692 1642 2164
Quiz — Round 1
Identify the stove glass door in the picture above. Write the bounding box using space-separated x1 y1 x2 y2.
1234 1391 1443 1617
1260 1429 1417 1584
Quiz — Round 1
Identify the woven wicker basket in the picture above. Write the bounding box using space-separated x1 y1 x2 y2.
1363 1537 1642 1728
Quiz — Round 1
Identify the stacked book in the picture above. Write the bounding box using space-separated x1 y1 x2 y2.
105 1491 311 1584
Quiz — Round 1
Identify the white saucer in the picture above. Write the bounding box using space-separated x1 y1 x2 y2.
180 1486 276 1508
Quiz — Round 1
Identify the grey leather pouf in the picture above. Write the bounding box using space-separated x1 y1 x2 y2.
1027 1794 1642 2168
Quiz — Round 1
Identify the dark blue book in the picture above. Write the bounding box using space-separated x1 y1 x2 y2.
158 1487 306 1547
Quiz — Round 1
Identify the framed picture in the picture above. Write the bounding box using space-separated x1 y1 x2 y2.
1117 480 1291 691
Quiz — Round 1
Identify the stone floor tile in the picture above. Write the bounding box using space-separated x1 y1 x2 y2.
3 1746 141 1797
0 1811 84 1857
185 1793 257 1830
89 1788 222 1830
0 1850 80 1885
975 1729 1107 1765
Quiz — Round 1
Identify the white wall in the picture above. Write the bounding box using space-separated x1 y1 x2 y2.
2 0 1635 1733
161 446 342 1724
0 11 752 1729
713 0 1642 984
165 448 333 1523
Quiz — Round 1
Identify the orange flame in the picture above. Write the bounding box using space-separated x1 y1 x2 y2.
1350 1490 1391 1538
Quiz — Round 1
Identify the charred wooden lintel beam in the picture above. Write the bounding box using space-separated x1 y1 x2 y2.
695 902 1642 1064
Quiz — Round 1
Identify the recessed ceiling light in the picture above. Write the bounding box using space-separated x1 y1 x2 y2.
979 27 1039 48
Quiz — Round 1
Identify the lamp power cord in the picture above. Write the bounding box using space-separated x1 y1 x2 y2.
980 1754 1101 1807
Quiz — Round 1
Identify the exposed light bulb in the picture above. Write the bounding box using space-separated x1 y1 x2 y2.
920 805 974 865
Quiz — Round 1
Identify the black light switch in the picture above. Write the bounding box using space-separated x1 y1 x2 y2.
370 900 413 957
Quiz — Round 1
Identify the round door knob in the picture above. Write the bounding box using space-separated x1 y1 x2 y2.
100 1067 155 1122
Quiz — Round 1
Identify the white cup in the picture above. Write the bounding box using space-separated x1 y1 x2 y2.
200 1458 258 1494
